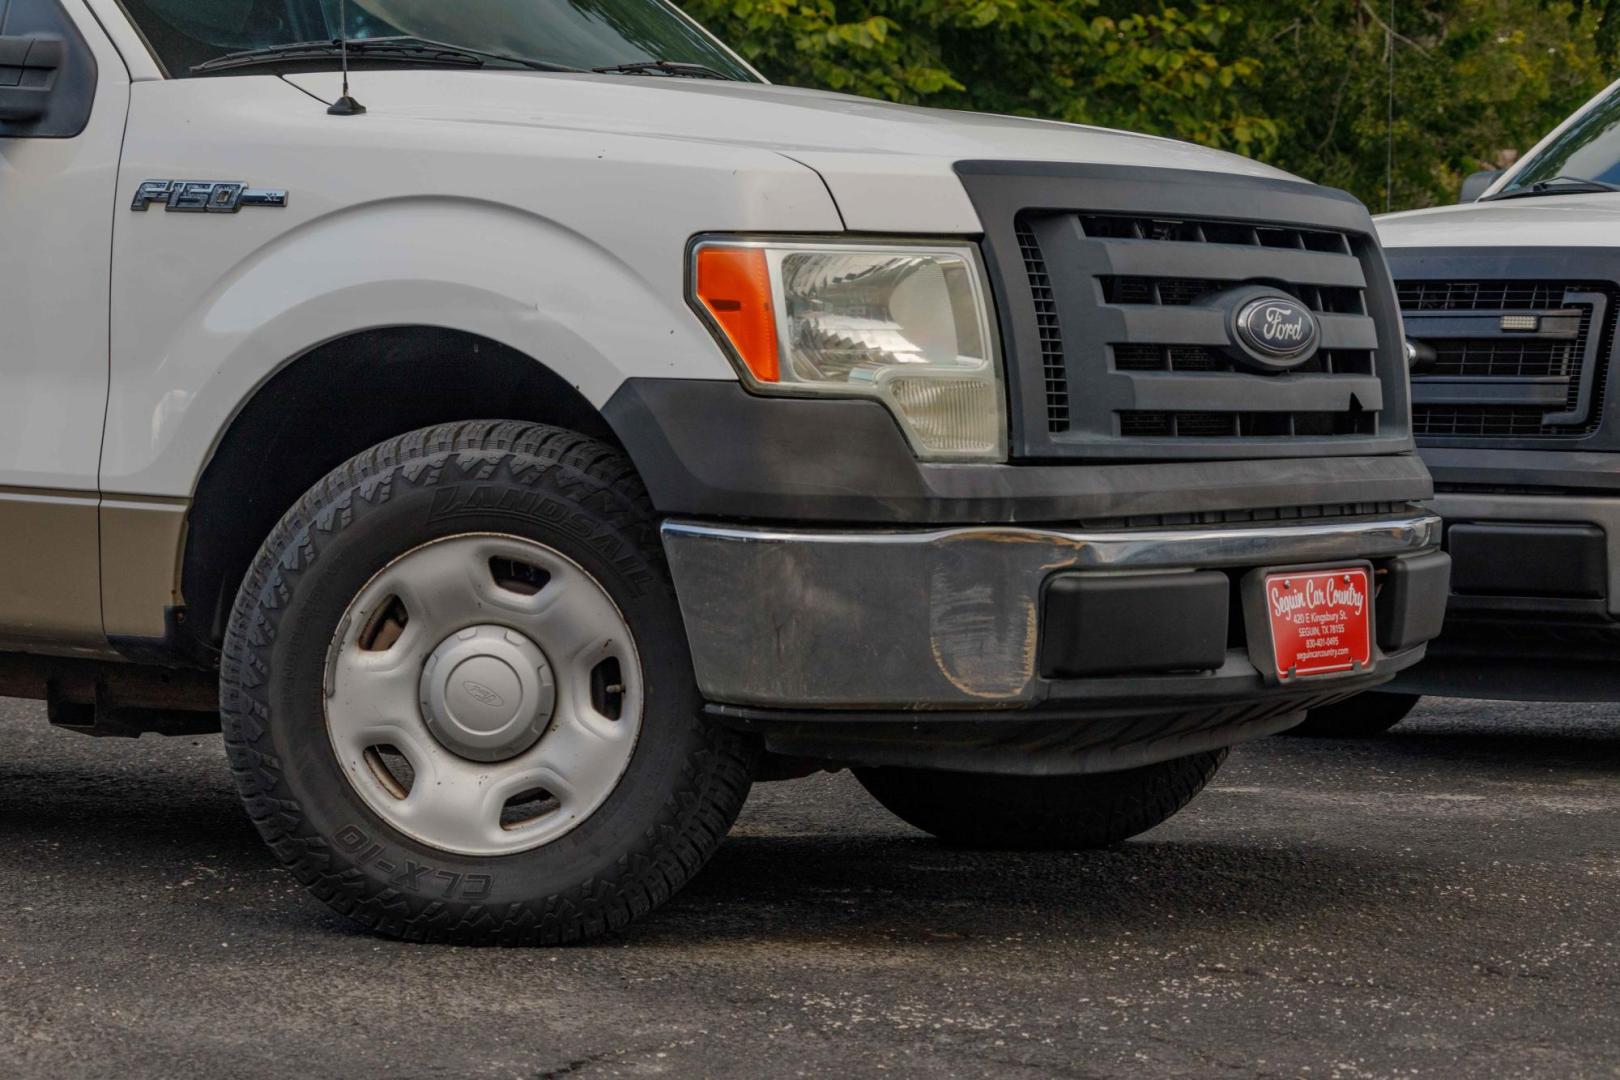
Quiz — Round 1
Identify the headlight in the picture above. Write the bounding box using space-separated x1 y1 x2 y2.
689 239 1006 462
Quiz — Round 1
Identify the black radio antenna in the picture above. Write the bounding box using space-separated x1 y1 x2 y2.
327 0 367 115
1384 0 1395 211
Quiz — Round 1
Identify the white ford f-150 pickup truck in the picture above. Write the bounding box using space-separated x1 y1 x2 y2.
1 0 1449 942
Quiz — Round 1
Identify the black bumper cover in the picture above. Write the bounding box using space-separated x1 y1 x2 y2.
604 378 1435 524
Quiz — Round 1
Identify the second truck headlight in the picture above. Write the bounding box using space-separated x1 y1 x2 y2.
691 239 1006 462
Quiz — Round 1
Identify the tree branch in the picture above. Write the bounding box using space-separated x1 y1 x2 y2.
1357 0 1431 54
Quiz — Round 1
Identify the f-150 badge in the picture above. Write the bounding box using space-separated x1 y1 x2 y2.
131 180 288 213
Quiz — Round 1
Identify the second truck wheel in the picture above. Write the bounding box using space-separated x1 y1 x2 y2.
1289 692 1423 738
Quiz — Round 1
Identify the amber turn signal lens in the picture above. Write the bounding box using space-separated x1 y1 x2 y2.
695 246 779 383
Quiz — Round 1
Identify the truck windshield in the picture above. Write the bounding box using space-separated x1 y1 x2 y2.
118 0 758 80
1491 85 1620 199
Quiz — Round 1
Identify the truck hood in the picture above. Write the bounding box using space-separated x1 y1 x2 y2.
284 70 1299 232
1376 192 1620 249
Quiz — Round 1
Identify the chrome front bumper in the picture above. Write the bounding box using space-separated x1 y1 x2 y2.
662 512 1446 710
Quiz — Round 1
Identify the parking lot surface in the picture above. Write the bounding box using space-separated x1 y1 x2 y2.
0 695 1616 1079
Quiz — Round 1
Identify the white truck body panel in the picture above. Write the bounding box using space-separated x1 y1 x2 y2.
103 74 842 497
283 69 1294 234
0 0 125 493
1377 192 1620 249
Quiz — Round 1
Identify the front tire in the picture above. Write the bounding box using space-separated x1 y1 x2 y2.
1288 691 1421 738
220 421 754 944
854 751 1226 851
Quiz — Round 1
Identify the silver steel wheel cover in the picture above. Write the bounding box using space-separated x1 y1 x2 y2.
323 534 644 857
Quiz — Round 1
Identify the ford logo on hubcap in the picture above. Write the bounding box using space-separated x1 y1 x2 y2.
1232 296 1320 370
462 680 507 709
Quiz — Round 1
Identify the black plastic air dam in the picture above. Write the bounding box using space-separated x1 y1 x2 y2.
1450 523 1608 599
1377 549 1451 651
710 695 1329 776
603 379 1434 524
1040 570 1229 677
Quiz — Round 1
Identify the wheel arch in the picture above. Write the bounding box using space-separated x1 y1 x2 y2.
173 325 617 661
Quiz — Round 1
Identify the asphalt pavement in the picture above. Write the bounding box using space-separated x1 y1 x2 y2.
0 694 1615 1079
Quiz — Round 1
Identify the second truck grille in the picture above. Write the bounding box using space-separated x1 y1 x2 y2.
1399 279 1615 440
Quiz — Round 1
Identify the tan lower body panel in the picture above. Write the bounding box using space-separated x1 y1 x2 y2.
0 488 189 658
101 495 189 642
0 487 109 656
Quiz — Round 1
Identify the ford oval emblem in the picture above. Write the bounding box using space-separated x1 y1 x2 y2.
462 680 506 709
1233 296 1320 369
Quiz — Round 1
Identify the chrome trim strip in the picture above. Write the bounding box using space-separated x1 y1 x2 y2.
663 512 1440 570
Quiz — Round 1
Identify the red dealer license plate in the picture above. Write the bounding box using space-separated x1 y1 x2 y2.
1264 567 1372 679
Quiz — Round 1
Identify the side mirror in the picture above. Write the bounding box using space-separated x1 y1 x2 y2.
0 35 64 123
1459 169 1504 203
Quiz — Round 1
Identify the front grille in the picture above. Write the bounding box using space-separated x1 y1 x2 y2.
958 162 1411 462
1012 210 1392 454
1399 279 1615 440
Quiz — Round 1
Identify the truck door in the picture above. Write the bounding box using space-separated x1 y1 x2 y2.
0 0 128 652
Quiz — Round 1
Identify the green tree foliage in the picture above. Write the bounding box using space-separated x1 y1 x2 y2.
1564 0 1620 60
1249 0 1607 209
679 0 1612 209
681 0 1279 155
